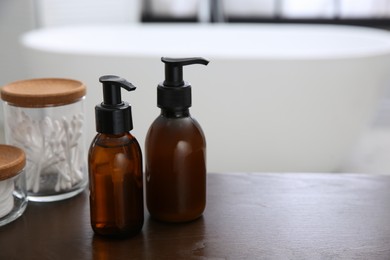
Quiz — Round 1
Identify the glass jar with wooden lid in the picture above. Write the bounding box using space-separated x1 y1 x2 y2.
1 78 87 202
0 144 27 226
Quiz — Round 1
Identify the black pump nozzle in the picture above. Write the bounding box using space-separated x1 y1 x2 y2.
162 57 209 87
96 75 137 134
158 57 209 110
99 75 136 106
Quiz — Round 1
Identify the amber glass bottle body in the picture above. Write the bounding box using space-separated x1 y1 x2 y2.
88 132 143 237
145 109 206 223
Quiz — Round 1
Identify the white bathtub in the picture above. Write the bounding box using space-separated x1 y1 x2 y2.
20 24 390 173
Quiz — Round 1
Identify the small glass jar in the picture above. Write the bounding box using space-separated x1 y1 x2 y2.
1 78 87 202
0 144 28 226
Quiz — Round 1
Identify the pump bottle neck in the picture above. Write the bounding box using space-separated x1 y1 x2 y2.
161 108 190 118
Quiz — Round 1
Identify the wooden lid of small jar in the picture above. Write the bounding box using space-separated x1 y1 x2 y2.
0 78 86 107
0 145 26 181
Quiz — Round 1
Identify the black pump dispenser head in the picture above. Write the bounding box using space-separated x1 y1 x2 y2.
95 75 136 134
158 57 209 110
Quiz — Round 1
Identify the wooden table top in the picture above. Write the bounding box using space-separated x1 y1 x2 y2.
1 172 390 259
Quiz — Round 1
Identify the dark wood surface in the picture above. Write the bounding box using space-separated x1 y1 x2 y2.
1 173 390 259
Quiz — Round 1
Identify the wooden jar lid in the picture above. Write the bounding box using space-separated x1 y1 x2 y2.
0 145 26 181
1 78 86 107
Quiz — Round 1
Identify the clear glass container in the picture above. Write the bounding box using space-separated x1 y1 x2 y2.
0 144 28 226
1 78 87 202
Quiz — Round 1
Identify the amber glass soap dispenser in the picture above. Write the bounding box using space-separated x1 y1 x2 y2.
88 75 143 237
145 57 209 223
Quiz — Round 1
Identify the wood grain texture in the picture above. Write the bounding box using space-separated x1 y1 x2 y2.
1 173 390 259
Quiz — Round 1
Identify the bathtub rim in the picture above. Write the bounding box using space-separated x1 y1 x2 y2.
20 23 390 61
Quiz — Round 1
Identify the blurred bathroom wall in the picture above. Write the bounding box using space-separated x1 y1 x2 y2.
0 0 35 141
223 0 275 18
146 0 199 19
280 0 336 18
0 0 35 87
34 0 141 27
0 0 142 142
0 0 141 85
340 0 390 18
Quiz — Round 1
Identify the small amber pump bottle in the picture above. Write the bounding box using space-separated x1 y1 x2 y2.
88 75 143 237
145 57 209 223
